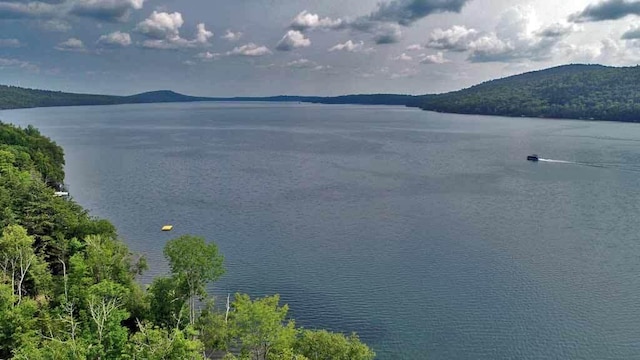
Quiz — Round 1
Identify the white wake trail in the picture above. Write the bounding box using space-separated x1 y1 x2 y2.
537 158 572 164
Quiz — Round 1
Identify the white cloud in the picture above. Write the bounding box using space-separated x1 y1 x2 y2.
195 23 213 44
406 44 423 51
421 6 577 63
136 11 212 49
55 37 86 52
392 52 413 61
328 40 374 53
426 25 478 51
286 58 315 68
227 43 272 57
276 30 311 51
420 51 449 64
222 29 242 41
290 10 344 31
196 51 220 61
0 38 22 48
136 11 183 39
559 38 635 64
196 43 272 60
97 31 131 47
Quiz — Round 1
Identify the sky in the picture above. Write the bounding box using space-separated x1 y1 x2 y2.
1 0 640 96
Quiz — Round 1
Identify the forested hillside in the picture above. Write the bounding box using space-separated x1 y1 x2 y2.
5 64 640 122
0 122 375 359
415 64 640 122
0 85 121 109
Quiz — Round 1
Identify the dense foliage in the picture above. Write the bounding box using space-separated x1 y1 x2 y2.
0 85 121 110
0 121 375 359
414 64 640 122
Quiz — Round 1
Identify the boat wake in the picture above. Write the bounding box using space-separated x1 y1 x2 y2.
536 158 640 172
538 158 572 164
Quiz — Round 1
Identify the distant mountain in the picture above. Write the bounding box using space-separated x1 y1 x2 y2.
122 90 212 104
0 85 416 110
415 64 640 122
3 64 640 122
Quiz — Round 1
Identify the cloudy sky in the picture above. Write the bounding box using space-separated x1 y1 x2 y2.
1 0 640 96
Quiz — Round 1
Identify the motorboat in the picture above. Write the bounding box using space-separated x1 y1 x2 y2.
527 154 539 161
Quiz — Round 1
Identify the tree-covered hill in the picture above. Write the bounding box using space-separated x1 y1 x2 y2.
5 64 640 122
414 64 640 122
0 85 122 109
0 84 416 110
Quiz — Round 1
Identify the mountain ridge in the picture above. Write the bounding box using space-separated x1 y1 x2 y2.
2 64 640 122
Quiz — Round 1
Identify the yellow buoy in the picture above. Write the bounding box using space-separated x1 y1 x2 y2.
161 225 173 231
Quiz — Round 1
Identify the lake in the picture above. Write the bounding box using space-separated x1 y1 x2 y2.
3 102 640 359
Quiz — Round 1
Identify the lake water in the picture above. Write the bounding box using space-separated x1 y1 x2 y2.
3 102 640 359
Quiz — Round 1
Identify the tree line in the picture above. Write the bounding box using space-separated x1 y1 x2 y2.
0 121 375 360
413 64 640 122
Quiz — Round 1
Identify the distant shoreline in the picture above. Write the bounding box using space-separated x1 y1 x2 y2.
4 63 640 123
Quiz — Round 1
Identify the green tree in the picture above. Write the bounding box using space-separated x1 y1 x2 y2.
147 276 189 329
0 224 49 303
123 321 204 360
294 329 375 360
164 235 224 325
229 293 296 360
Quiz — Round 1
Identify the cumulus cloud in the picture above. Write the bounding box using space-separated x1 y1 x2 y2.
227 43 272 57
55 37 86 52
136 10 182 39
569 0 640 23
419 51 449 64
559 37 633 63
420 7 576 63
70 0 145 22
222 29 242 41
467 7 574 62
426 25 478 51
328 40 374 53
276 30 311 51
290 10 344 31
288 1 468 46
367 0 471 25
97 31 131 47
0 38 22 47
136 11 212 49
194 23 213 43
0 57 39 72
406 44 423 51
